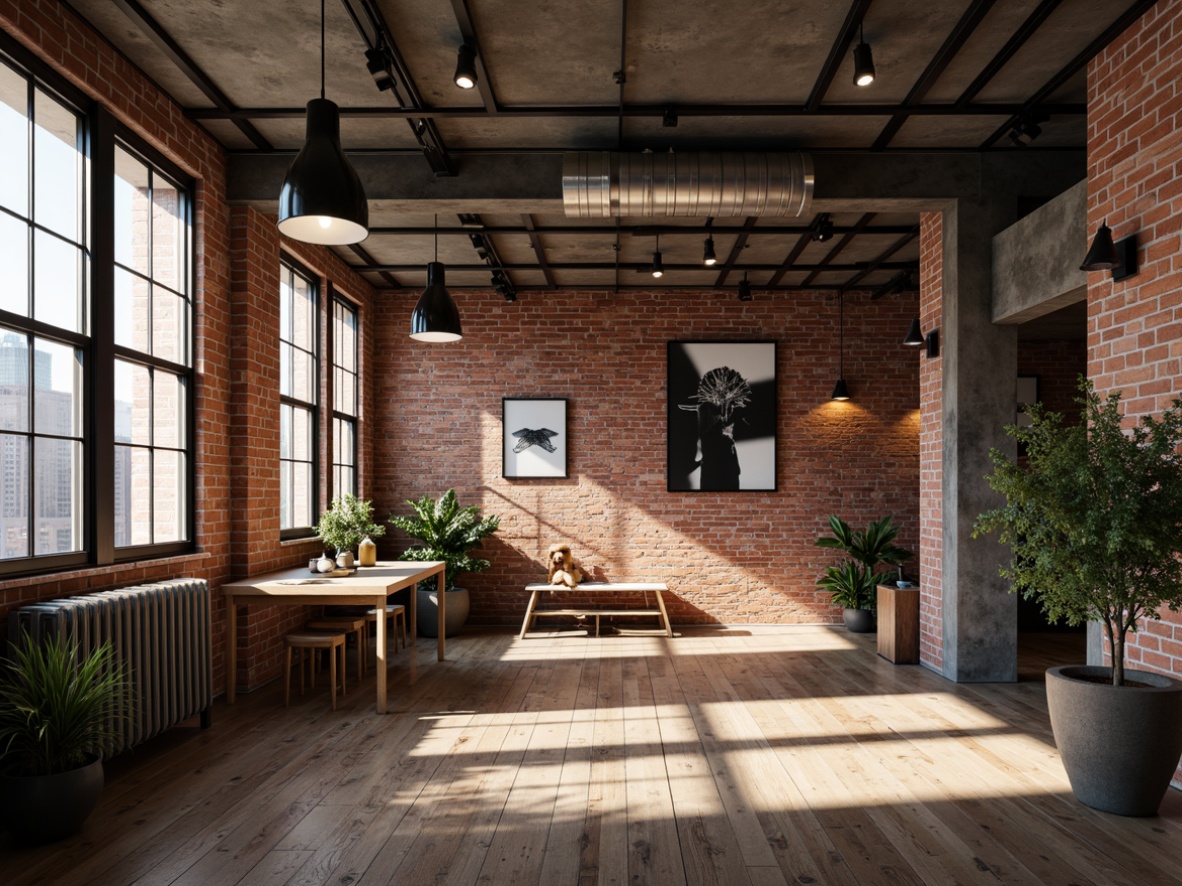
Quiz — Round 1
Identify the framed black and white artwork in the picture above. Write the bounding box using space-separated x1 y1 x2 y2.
502 398 569 478
667 341 777 492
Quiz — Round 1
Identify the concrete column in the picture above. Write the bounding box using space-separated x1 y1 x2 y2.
940 196 1019 682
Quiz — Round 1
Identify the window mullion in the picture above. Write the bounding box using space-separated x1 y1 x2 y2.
91 107 115 564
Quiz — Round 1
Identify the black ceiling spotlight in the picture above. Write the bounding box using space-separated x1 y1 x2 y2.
853 23 875 87
1008 112 1049 147
364 47 395 92
737 272 752 302
492 271 517 302
454 44 478 89
663 106 678 128
703 217 717 266
652 234 664 278
903 318 939 358
277 0 368 245
832 292 850 401
810 212 834 242
1080 218 1139 281
410 215 462 342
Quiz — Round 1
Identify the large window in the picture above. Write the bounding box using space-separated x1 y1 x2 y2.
0 45 194 576
279 260 318 535
332 296 358 498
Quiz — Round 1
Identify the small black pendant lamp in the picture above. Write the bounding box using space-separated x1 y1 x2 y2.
1080 219 1121 271
410 216 462 342
832 291 851 401
277 0 369 246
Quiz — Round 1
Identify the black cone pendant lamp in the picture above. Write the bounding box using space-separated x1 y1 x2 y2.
832 292 850 401
1080 219 1121 271
410 216 462 342
277 0 369 246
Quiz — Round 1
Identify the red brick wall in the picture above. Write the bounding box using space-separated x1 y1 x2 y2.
918 211 943 669
1017 340 1088 418
373 288 920 627
1088 0 1182 687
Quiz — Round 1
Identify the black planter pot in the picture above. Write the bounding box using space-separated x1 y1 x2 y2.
843 607 876 633
417 587 470 638
0 756 104 844
1046 665 1182 816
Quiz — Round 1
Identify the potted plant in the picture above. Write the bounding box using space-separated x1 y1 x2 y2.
816 515 913 633
974 379 1182 815
315 494 385 568
389 489 500 638
0 631 126 843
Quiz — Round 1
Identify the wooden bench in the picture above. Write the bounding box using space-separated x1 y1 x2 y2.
519 582 672 638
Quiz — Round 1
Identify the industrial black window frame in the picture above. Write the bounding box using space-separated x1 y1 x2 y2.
330 292 358 499
278 256 320 540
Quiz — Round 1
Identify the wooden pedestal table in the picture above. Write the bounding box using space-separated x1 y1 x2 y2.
876 583 920 664
223 561 445 713
519 582 672 638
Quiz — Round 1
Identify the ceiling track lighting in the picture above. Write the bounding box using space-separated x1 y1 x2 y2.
365 47 396 92
663 106 678 128
277 0 369 246
454 44 478 89
652 234 664 278
410 215 463 342
737 272 752 302
1008 112 1049 148
810 212 833 242
1081 219 1138 280
832 292 850 401
853 22 875 87
903 318 939 358
703 217 717 266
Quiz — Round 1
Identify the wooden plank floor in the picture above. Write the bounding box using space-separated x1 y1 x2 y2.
3 625 1181 885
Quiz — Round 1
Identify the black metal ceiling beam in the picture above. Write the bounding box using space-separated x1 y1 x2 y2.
712 217 758 287
806 0 875 111
187 101 1084 121
521 215 557 288
842 226 919 290
109 0 271 150
979 0 1159 149
346 243 401 289
338 0 457 175
449 0 499 114
955 0 1064 108
364 224 918 237
360 259 915 274
370 281 854 292
800 213 876 287
766 231 814 289
871 0 997 151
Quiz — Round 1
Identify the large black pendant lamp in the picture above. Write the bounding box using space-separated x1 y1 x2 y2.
832 291 851 401
410 216 463 342
277 0 369 245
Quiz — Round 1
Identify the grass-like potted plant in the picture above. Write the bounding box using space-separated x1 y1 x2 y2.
0 631 127 843
388 489 500 638
816 515 913 633
974 379 1182 815
315 494 385 568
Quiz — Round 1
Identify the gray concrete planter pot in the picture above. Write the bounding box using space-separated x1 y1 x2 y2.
1046 665 1182 816
843 607 876 633
417 587 470 638
0 756 104 844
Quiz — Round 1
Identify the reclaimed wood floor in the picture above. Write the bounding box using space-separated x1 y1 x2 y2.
2 625 1180 886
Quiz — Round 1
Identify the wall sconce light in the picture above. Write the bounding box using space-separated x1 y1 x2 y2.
1081 219 1138 281
903 318 939 358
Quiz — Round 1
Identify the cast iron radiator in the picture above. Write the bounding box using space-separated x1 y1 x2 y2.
6 578 213 754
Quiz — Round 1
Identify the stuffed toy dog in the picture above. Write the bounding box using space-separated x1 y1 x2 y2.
547 543 583 588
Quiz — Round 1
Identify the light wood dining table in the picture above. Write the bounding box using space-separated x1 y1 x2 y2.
222 560 445 713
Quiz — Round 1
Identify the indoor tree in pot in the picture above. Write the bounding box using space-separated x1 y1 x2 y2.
316 493 386 568
816 515 913 633
0 632 126 843
389 488 500 638
974 379 1182 816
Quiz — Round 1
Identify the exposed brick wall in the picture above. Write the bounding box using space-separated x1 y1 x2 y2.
1088 0 1182 691
918 211 943 669
373 288 920 627
1017 339 1088 418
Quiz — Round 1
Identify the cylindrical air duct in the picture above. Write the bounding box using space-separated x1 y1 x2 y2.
562 151 814 218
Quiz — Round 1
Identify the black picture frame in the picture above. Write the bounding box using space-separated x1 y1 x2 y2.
667 340 777 492
502 398 569 478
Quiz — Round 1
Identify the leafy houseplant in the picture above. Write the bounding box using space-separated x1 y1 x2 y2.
316 494 386 558
974 379 1182 815
0 631 127 842
389 489 500 637
815 516 913 628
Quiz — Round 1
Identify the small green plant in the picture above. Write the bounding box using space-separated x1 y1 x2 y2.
315 494 386 555
974 379 1182 686
0 632 127 776
815 515 913 611
389 489 500 591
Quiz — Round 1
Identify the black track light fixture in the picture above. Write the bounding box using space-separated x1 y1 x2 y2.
703 218 717 266
738 273 752 302
410 215 462 342
853 23 875 87
832 291 850 401
454 44 478 89
652 234 664 278
365 47 396 92
663 106 678 127
1008 112 1049 147
810 213 834 242
277 0 368 245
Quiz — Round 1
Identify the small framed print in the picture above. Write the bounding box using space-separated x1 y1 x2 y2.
502 398 568 478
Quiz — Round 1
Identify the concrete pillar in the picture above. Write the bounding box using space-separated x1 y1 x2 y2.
940 196 1019 682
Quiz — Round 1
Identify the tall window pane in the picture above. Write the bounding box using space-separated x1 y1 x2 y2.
280 260 317 533
332 298 358 498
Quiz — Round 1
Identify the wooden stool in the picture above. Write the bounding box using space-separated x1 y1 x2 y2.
306 616 367 683
365 604 407 661
284 630 346 710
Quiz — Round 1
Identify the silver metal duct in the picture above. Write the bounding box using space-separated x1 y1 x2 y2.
562 151 814 218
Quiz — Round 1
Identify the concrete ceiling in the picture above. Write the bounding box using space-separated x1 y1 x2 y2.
64 0 1149 295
